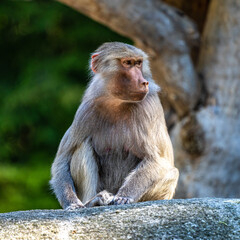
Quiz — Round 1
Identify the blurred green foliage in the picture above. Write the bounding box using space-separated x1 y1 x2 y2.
0 1 131 213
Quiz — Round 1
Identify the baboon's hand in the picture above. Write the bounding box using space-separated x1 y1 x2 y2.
84 191 134 207
65 202 85 210
109 196 134 205
84 190 114 207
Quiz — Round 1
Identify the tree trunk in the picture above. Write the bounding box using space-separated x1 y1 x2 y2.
172 0 240 198
57 0 240 198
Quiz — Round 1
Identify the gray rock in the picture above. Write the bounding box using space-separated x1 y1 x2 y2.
0 198 239 239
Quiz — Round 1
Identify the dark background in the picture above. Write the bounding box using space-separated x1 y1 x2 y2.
0 1 131 212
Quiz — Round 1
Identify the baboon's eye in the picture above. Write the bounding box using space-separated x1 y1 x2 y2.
135 60 142 67
125 60 132 66
122 59 133 68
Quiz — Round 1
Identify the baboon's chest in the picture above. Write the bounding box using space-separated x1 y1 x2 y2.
94 150 141 194
91 120 146 158
90 120 145 193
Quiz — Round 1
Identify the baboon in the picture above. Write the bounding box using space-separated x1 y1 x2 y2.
50 42 179 209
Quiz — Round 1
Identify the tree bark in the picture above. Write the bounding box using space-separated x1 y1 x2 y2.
57 0 240 198
162 0 211 63
163 0 210 33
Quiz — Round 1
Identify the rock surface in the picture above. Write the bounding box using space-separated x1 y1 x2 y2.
0 198 239 239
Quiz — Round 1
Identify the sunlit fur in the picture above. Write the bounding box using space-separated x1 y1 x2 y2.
50 42 179 209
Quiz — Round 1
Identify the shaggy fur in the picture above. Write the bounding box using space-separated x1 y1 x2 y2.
50 42 179 209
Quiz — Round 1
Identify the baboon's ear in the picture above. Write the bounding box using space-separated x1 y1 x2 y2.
91 53 99 73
